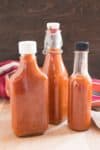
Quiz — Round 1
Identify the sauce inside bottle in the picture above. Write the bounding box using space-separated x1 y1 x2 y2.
68 41 92 131
42 23 69 124
10 41 48 137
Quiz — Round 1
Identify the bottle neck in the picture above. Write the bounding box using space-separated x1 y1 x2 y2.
20 54 36 64
73 51 89 75
43 29 63 54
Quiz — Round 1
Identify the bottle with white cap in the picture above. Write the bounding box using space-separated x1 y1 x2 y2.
42 22 69 124
18 41 37 55
43 22 63 54
10 41 48 137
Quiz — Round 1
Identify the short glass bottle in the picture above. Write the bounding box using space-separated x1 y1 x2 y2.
68 41 92 131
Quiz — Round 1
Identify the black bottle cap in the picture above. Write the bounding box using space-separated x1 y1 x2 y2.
75 41 89 51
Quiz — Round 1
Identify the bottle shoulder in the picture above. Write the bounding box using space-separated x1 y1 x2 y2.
70 73 92 83
43 54 68 76
37 68 48 80
10 63 48 84
10 65 24 82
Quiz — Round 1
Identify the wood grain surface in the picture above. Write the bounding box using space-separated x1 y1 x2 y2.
0 0 100 77
0 100 100 150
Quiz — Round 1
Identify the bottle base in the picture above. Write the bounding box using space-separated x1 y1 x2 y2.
68 124 90 132
13 128 47 137
14 132 45 137
49 118 66 125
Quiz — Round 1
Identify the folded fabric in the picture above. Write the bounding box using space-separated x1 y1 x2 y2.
92 79 100 107
92 79 100 92
0 60 19 99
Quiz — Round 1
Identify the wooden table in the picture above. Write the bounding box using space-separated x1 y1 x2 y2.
0 100 100 150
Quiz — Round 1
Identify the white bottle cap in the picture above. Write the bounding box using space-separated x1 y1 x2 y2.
47 22 60 30
18 41 37 54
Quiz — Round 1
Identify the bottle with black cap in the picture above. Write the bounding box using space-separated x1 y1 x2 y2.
68 41 92 131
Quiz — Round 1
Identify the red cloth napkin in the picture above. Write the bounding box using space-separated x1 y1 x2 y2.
0 60 19 99
92 79 100 108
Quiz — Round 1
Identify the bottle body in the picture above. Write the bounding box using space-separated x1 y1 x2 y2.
42 50 68 124
68 45 92 131
10 55 48 136
68 74 92 131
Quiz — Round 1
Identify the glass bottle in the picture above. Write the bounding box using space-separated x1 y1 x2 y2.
42 23 69 124
68 41 92 131
10 41 48 136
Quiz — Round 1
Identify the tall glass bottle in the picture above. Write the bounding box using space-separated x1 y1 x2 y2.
42 23 68 124
68 41 92 131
